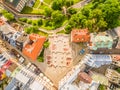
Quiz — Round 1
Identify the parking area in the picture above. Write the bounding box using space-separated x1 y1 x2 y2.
0 53 12 70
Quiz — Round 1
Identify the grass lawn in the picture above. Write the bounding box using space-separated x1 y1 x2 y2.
98 84 106 90
39 4 48 9
33 0 40 8
74 0 82 3
38 31 48 37
21 6 44 15
44 0 53 4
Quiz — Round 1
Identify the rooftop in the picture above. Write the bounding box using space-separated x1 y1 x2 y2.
79 72 92 84
86 54 112 68
0 19 5 26
114 27 120 37
5 0 22 7
16 33 28 43
112 55 120 61
10 32 21 41
90 33 113 50
71 29 90 42
22 34 46 60
29 81 44 90
105 69 120 85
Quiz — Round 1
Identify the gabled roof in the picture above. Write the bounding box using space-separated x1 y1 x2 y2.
22 34 46 60
71 29 90 42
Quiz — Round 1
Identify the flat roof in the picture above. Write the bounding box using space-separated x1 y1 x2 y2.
30 81 44 90
16 33 28 43
15 72 30 84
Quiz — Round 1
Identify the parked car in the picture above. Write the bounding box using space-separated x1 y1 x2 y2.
79 49 85 55
2 60 12 69
0 58 8 67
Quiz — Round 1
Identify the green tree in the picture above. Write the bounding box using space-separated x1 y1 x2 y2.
25 26 39 34
37 56 44 62
65 24 72 34
65 0 74 7
44 41 50 48
68 8 77 15
1 9 8 14
116 68 120 73
51 0 62 10
51 10 64 23
19 18 27 22
27 19 32 24
3 12 14 21
44 7 52 17
68 0 120 33
38 19 43 26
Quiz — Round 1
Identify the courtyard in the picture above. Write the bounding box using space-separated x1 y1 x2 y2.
45 34 74 67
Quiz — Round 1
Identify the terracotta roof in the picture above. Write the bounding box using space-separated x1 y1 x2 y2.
112 55 120 61
0 19 5 26
71 29 90 42
22 34 46 60
79 72 92 84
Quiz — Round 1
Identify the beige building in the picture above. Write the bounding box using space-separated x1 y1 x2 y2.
105 69 120 86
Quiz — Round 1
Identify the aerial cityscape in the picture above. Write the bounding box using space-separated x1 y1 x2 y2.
0 0 120 90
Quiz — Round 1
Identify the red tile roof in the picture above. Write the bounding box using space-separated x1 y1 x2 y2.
0 19 5 26
22 34 46 61
112 55 120 61
79 72 92 84
71 29 90 42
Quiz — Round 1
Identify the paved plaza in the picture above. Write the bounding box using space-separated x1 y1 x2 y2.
45 34 74 67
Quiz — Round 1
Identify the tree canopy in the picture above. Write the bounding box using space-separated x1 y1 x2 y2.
66 0 120 33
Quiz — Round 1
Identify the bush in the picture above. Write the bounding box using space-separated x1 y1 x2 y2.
32 21 38 26
38 19 43 26
44 41 50 48
27 19 32 24
37 57 44 62
19 18 27 22
44 7 52 17
25 26 39 34
116 68 120 73
3 12 14 21
37 49 44 62
68 8 77 15
65 24 72 34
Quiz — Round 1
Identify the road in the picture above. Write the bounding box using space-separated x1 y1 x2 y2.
89 48 120 54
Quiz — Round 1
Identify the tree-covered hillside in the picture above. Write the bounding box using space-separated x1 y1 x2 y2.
65 0 120 33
